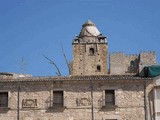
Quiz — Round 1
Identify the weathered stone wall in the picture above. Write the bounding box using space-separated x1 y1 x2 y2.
0 79 153 120
124 55 139 74
110 53 139 75
139 51 157 76
110 51 156 75
110 52 125 75
139 51 156 65
72 43 108 76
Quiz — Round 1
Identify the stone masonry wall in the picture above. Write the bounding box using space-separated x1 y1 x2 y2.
110 51 156 75
139 51 157 76
72 43 108 76
0 79 153 120
110 53 139 75
110 52 125 75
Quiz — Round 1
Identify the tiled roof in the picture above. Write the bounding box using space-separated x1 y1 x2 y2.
0 75 152 83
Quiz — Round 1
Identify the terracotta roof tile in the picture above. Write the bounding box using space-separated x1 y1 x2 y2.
0 75 152 83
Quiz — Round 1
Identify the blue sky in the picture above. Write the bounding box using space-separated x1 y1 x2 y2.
0 0 160 76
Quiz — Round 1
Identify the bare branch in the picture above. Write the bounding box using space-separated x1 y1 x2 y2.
55 72 59 76
61 43 71 75
42 54 62 76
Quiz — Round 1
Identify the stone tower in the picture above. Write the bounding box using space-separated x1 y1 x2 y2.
71 20 108 76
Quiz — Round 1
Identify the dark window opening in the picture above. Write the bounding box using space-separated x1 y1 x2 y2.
105 90 115 106
0 92 8 107
129 60 136 73
130 61 135 67
53 91 63 106
89 48 95 55
97 65 101 72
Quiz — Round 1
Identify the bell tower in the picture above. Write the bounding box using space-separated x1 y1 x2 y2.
71 20 108 76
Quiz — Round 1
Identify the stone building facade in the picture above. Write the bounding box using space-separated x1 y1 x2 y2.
110 51 156 75
0 75 155 120
0 20 158 120
152 76 160 120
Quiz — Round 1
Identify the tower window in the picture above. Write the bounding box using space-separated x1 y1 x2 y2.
97 65 101 72
89 48 95 55
130 61 135 67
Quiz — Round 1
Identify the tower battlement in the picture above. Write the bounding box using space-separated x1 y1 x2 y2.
110 51 157 75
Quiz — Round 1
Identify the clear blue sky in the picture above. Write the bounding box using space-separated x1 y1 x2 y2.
0 0 160 76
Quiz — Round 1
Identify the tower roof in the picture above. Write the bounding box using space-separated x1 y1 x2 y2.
79 20 101 37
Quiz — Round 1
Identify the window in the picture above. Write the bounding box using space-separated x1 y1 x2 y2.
130 61 135 67
89 48 95 55
102 90 117 108
0 92 8 107
105 90 115 106
129 60 137 73
97 65 101 72
53 91 63 107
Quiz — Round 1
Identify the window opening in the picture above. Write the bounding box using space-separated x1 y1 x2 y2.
53 91 63 106
97 65 101 72
105 90 115 105
89 48 95 55
130 61 135 67
0 92 8 107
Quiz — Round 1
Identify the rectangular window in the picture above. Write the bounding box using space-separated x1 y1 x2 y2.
0 92 8 107
105 90 115 106
53 91 63 107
